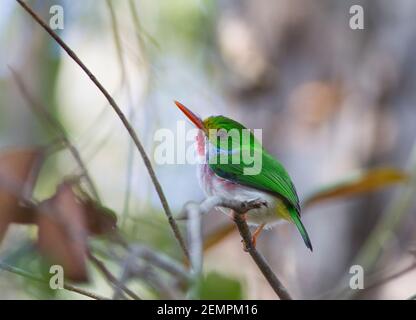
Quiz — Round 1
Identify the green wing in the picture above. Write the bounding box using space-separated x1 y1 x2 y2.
208 145 301 214
208 135 312 250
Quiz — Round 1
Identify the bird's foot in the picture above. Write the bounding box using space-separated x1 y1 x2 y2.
241 237 258 252
241 239 250 252
241 223 266 252
232 212 247 223
248 223 266 251
241 235 259 252
244 199 268 211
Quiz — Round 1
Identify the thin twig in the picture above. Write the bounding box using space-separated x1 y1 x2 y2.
186 203 203 276
317 256 416 299
363 261 416 293
128 245 190 282
0 262 108 300
128 0 161 52
88 252 141 300
105 0 136 228
101 244 189 299
110 244 191 299
15 0 189 260
186 203 203 298
127 0 160 239
232 212 292 300
9 67 101 202
145 269 178 299
128 262 178 299
182 196 292 300
112 252 136 300
335 140 416 300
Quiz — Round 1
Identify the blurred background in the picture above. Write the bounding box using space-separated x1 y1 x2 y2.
0 0 416 299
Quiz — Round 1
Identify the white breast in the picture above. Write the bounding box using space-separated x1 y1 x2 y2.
197 163 285 228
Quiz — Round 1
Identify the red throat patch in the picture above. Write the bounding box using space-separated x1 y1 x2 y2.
196 130 205 156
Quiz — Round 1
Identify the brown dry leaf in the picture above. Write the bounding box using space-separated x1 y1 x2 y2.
303 167 410 208
11 205 38 224
37 183 89 282
202 167 409 252
0 147 43 242
82 199 117 236
72 184 117 235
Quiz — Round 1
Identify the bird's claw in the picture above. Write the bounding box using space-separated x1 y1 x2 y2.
241 239 250 252
241 236 257 252
245 199 268 210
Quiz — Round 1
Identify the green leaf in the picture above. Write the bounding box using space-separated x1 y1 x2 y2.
197 272 243 300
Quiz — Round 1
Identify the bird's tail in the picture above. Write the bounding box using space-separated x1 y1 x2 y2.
289 207 313 252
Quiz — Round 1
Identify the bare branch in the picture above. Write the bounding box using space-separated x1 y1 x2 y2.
129 264 178 300
105 0 138 228
129 245 190 282
317 254 416 299
88 252 141 300
363 261 416 293
186 203 203 276
15 0 189 260
111 246 185 299
182 196 292 300
0 262 108 300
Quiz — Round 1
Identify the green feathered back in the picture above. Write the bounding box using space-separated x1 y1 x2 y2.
204 115 300 213
204 115 312 251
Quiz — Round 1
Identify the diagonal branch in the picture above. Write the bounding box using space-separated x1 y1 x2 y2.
181 196 292 300
232 212 292 300
0 261 108 300
88 252 141 300
15 0 189 259
322 258 416 299
105 0 137 228
9 67 101 202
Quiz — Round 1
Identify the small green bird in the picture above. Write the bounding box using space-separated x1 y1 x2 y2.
175 101 313 251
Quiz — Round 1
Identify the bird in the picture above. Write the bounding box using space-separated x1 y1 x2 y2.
174 100 313 251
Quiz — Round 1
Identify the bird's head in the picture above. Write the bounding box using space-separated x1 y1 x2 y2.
174 101 261 159
175 100 247 138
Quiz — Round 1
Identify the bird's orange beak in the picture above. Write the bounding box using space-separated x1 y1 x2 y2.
174 101 205 130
